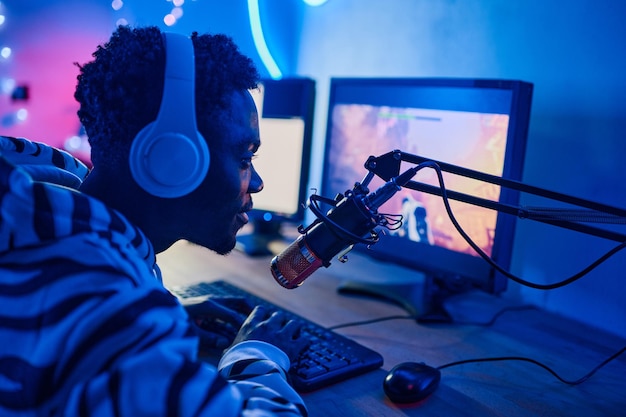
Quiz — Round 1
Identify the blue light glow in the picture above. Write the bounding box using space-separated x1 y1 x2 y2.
247 0 283 79
302 0 328 6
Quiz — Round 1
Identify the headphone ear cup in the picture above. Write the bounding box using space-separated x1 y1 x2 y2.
129 32 209 198
130 125 209 198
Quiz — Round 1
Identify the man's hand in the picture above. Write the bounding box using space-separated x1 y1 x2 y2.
183 297 253 351
231 306 310 362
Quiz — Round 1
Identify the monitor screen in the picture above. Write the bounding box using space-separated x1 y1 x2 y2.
236 78 316 256
320 77 533 320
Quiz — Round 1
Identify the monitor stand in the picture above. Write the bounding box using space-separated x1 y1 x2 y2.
236 217 285 257
337 276 455 324
337 279 452 323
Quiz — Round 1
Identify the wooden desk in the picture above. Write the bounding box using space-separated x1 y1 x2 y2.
157 240 626 417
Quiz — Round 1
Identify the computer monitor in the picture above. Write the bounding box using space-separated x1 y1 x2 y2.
320 77 533 321
236 78 316 256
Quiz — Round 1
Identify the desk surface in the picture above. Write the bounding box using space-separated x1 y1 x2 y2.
157 240 626 417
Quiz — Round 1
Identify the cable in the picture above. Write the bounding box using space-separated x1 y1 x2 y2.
451 305 537 326
326 305 625 387
418 161 626 290
313 160 626 289
327 304 536 330
436 346 626 386
319 162 626 389
328 314 417 330
326 304 626 387
307 193 380 246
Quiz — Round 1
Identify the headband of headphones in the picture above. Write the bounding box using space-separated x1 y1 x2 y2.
129 32 210 198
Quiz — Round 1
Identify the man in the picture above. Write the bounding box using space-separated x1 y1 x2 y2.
0 25 308 416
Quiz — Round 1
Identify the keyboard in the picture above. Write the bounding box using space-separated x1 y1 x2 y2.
170 280 384 392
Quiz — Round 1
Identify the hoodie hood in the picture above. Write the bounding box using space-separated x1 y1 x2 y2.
0 136 158 280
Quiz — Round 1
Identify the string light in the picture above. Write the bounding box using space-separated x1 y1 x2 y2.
106 0 332 77
111 0 186 26
15 108 28 122
111 0 123 12
163 14 175 26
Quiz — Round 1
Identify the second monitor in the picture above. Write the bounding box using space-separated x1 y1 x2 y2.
236 78 316 256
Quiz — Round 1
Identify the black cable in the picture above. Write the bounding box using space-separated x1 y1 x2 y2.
328 314 417 330
420 161 626 290
320 163 626 388
308 193 380 245
305 162 625 289
436 346 626 386
327 304 535 330
450 305 537 326
309 161 626 289
326 306 626 388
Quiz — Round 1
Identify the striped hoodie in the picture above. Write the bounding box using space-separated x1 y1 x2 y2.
0 136 307 416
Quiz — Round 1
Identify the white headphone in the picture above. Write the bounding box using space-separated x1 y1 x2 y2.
129 32 210 198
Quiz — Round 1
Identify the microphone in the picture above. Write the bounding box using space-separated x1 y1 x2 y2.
270 167 419 289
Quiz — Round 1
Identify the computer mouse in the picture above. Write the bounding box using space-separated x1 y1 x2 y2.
383 361 441 404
